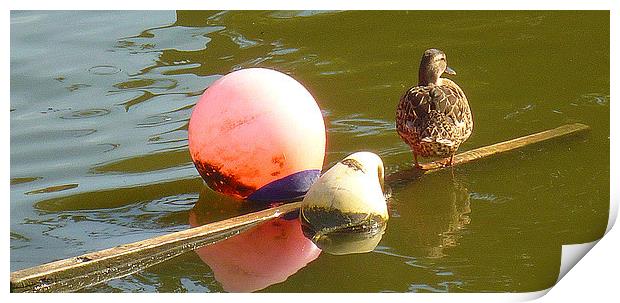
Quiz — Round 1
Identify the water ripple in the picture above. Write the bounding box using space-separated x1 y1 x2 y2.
114 78 178 90
573 92 609 107
60 108 111 119
88 65 122 75
25 183 79 195
503 104 535 120
329 116 395 137
10 177 42 186
268 11 342 19
221 29 261 49
469 192 513 204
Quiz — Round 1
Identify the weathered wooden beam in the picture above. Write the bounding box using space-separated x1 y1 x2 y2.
10 123 590 293
385 123 590 183
10 202 301 293
420 123 590 172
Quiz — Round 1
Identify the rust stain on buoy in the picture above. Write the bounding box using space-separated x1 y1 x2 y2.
272 155 286 168
194 161 257 198
220 115 259 133
270 154 286 176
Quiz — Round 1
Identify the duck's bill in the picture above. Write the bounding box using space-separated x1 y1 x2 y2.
444 66 457 75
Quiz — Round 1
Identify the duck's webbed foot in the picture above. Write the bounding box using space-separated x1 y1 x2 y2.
440 154 455 167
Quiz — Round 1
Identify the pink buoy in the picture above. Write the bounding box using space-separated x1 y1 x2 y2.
188 68 326 201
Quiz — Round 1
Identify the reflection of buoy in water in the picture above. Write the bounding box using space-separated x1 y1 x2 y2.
188 68 326 201
189 212 321 292
300 152 389 254
311 222 386 255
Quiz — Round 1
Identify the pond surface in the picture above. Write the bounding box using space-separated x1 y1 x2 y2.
10 10 609 292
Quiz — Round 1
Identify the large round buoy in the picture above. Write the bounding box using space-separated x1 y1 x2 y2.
188 68 326 201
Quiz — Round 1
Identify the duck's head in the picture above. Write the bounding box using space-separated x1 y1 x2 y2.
418 48 456 86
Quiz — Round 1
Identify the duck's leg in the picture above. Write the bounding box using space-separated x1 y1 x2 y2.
440 154 455 167
413 153 422 169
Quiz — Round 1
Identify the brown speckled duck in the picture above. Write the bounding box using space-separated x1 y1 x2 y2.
396 49 473 168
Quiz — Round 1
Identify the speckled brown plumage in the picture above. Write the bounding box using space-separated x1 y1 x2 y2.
396 49 473 166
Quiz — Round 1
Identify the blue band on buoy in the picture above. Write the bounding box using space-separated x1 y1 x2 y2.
247 169 321 202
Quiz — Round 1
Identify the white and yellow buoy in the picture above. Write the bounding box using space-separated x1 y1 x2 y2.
300 151 389 254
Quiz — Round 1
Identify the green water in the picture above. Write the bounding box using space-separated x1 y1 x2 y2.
10 11 609 292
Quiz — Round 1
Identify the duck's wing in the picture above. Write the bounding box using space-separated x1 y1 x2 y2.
397 82 472 142
396 85 432 141
437 80 473 141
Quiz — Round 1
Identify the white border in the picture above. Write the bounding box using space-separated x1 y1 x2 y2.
2 0 618 10
4 1 618 302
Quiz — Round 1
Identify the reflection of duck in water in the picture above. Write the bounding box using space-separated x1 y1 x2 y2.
396 49 473 168
188 188 321 292
390 176 471 258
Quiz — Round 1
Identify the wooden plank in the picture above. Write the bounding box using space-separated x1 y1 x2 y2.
10 202 301 293
10 123 590 293
419 123 590 172
386 123 590 183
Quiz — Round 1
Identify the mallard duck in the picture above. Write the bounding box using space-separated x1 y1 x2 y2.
396 48 473 168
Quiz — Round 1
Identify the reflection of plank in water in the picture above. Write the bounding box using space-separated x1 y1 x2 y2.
10 123 590 293
10 202 301 293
